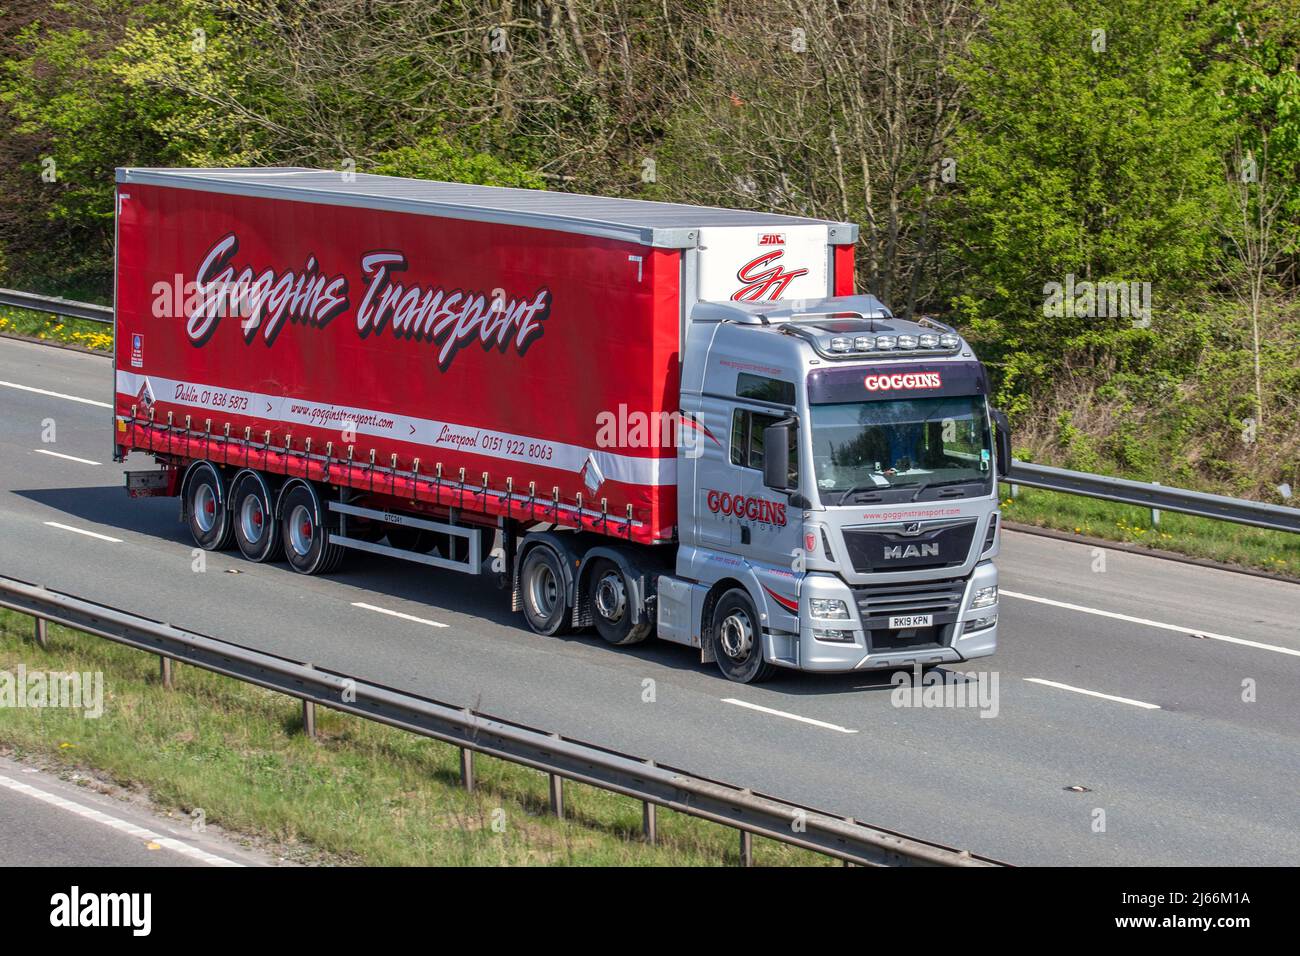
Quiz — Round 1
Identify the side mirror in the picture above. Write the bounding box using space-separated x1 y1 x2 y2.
762 422 793 491
992 409 1011 478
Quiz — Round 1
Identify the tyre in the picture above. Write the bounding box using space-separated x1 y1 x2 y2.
232 475 282 563
279 484 345 575
588 559 650 646
185 465 234 551
519 545 570 636
709 589 776 683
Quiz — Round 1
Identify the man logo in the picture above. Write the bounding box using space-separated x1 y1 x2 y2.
902 521 922 536
883 543 939 560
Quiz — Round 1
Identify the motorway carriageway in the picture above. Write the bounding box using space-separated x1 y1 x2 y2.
1 337 1297 866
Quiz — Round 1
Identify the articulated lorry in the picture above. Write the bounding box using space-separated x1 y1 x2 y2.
113 167 1007 682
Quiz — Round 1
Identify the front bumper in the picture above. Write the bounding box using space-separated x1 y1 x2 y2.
781 562 999 673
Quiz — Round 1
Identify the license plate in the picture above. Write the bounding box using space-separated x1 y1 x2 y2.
889 614 932 629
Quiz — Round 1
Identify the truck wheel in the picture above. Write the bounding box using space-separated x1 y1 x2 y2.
280 485 344 575
232 476 282 563
186 466 234 551
710 589 776 683
519 545 570 636
589 559 650 646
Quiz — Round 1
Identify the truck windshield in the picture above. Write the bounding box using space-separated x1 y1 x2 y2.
808 395 992 503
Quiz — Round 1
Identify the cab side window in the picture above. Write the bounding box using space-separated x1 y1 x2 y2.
731 409 795 480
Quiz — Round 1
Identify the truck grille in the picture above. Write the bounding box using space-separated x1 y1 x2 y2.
841 519 976 573
853 578 965 653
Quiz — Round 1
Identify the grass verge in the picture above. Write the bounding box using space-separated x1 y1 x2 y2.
0 608 828 866
998 482 1299 577
0 305 113 351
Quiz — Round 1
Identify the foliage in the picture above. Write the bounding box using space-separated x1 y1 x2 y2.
0 0 1296 497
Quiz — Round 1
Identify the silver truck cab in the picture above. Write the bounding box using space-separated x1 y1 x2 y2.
658 293 1006 682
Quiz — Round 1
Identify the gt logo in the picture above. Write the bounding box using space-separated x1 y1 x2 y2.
732 251 809 302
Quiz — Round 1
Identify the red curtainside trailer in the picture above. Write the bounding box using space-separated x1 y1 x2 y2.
113 167 868 674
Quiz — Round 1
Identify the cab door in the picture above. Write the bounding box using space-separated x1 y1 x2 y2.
686 395 740 549
726 404 801 568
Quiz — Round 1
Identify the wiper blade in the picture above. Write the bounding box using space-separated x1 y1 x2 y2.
836 484 883 505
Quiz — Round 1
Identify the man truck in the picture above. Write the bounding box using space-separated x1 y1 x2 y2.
113 167 1007 682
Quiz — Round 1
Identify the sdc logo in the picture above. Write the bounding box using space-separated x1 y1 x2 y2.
706 489 788 526
863 371 942 391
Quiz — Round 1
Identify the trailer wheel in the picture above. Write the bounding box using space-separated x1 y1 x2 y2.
232 476 282 563
519 545 570 636
588 559 650 646
185 465 234 552
279 484 345 575
709 589 776 684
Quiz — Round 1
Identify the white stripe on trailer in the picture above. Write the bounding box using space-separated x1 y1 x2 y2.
115 369 676 487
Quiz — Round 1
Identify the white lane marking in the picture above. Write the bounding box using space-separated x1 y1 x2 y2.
34 448 101 466
0 379 110 408
721 698 858 734
0 773 244 867
1001 589 1300 659
1023 678 1161 710
43 521 121 543
352 602 448 628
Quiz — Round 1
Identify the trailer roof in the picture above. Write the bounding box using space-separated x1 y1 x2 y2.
116 167 858 249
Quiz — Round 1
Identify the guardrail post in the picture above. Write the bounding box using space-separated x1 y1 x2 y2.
739 829 753 867
302 664 317 739
642 761 657 845
548 735 564 819
1151 481 1161 526
460 747 475 792
1009 482 1019 499
159 655 173 689
549 773 564 819
302 698 317 739
32 616 48 649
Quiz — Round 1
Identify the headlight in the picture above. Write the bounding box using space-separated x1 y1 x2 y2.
809 598 850 620
970 585 998 609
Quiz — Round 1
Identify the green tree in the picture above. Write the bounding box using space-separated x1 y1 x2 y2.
943 0 1230 411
